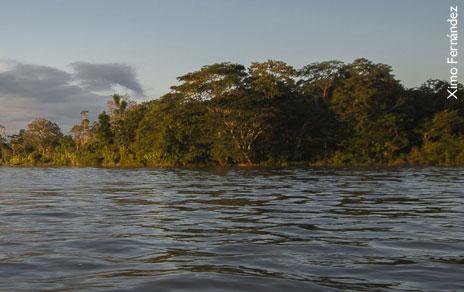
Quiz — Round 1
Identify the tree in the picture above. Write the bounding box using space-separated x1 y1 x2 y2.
328 59 407 163
135 95 211 166
94 112 114 145
116 103 149 147
108 94 129 117
0 124 6 143
331 58 402 124
410 110 464 165
22 119 63 157
208 94 271 165
298 60 344 99
248 60 296 99
0 124 11 163
80 111 91 144
171 63 246 101
70 110 91 145
423 110 464 143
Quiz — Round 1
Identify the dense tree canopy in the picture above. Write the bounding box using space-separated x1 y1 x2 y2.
1 58 463 167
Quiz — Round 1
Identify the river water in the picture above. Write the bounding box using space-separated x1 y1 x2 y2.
0 167 463 291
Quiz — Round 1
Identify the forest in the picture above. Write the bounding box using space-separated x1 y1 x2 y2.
0 58 463 167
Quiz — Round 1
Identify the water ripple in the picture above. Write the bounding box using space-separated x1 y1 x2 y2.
0 167 463 291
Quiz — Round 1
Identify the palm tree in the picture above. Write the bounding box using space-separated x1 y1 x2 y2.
109 94 128 117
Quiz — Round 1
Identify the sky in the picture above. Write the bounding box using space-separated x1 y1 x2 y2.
0 0 460 133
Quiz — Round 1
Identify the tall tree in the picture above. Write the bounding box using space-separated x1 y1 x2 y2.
171 63 246 101
22 119 63 156
329 58 407 162
94 112 114 145
298 60 344 99
248 60 296 99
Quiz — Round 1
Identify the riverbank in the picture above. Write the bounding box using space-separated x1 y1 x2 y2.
2 58 463 174
2 159 463 169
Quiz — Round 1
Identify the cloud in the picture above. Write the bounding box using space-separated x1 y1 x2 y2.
0 60 144 134
0 63 82 102
71 62 143 94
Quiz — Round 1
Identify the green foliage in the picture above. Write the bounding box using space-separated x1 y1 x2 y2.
1 59 463 167
22 119 63 156
298 60 344 98
171 63 246 101
248 60 296 98
94 112 114 146
408 110 464 165
135 94 211 166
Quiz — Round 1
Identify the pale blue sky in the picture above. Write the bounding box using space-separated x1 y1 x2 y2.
0 0 460 131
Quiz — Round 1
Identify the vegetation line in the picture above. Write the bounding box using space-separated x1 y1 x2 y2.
1 58 463 167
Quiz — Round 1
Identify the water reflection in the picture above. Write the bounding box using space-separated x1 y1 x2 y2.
0 167 463 291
